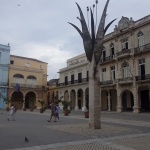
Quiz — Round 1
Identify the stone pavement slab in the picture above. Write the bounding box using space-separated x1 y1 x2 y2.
0 109 150 150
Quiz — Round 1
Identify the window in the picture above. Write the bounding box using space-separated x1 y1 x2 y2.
27 75 37 85
78 72 82 83
138 31 144 47
10 60 14 64
40 65 43 69
71 74 74 84
25 63 30 67
121 39 128 50
139 58 145 80
110 66 115 80
13 74 24 84
110 43 114 58
65 76 68 85
123 63 130 77
87 71 89 82
102 68 106 81
102 47 106 62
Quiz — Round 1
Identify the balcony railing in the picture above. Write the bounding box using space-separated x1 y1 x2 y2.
57 78 88 87
11 83 43 88
0 82 8 86
136 74 150 81
100 55 115 63
116 49 132 57
118 77 133 84
100 80 113 85
134 43 150 54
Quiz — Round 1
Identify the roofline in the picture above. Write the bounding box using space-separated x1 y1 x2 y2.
10 55 48 64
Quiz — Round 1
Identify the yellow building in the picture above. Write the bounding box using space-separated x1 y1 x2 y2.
8 55 48 109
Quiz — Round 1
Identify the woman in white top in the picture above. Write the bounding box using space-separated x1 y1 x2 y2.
8 104 16 121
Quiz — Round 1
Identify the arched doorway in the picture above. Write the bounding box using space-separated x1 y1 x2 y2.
11 91 23 109
70 90 76 110
77 89 83 109
110 89 117 111
139 86 150 112
101 90 108 111
64 90 69 101
122 90 134 112
85 88 89 109
25 92 36 109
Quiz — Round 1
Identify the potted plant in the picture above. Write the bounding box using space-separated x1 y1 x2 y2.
38 100 45 113
3 98 11 111
62 100 71 116
84 109 89 118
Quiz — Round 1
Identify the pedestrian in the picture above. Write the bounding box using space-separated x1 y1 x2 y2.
47 102 57 122
55 103 60 120
8 104 16 121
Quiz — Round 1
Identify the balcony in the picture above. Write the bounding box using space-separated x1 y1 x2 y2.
136 74 150 82
0 82 8 86
57 78 88 87
118 77 133 85
100 55 115 64
116 49 132 59
11 83 43 89
134 43 150 54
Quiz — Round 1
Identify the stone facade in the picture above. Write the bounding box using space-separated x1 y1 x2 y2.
0 44 10 109
58 15 150 113
8 55 48 109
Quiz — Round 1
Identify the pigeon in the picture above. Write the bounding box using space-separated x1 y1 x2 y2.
25 136 29 143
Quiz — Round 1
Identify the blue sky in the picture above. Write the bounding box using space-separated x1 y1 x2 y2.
0 0 149 80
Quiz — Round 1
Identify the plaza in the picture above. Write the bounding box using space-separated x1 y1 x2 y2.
0 109 150 150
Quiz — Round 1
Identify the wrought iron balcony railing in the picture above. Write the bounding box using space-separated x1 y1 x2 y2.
118 77 133 84
116 49 132 57
57 78 89 87
11 83 43 88
136 74 150 81
100 80 113 85
100 55 115 63
134 43 150 54
0 82 8 86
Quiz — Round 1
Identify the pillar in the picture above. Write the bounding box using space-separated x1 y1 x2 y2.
108 90 111 112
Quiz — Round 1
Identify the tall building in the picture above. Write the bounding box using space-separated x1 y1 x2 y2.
0 44 10 109
8 55 48 109
58 15 150 113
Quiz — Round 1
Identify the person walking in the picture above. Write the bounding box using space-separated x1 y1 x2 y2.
55 104 60 120
47 102 57 122
8 104 16 121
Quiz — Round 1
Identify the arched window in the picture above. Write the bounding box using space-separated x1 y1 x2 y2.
13 74 24 84
137 31 144 47
27 75 36 79
13 74 24 78
26 75 37 85
122 63 130 78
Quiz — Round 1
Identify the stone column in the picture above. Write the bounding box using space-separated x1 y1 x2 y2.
133 79 140 113
22 97 25 109
82 91 87 111
75 92 79 110
116 84 122 112
108 90 111 112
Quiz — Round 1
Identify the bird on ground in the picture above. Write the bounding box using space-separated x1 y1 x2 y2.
25 136 29 143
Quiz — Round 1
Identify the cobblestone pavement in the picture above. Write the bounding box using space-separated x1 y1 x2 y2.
0 109 149 150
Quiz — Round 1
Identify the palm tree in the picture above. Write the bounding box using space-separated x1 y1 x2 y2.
68 0 116 129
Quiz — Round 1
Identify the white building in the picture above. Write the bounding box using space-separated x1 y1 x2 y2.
58 15 150 113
